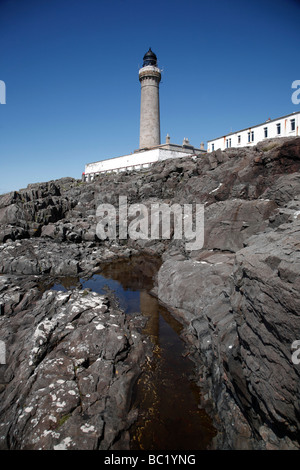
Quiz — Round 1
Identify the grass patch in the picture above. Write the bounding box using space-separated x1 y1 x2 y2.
56 414 71 428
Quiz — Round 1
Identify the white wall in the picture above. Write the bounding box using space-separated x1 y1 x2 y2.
207 112 300 152
84 148 196 180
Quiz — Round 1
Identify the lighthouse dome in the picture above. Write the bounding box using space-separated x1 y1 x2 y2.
143 48 157 67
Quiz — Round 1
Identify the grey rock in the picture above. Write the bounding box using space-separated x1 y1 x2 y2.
230 220 300 442
204 199 277 252
0 284 146 450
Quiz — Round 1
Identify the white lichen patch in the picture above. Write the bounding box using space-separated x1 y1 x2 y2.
53 436 73 450
17 404 36 422
79 298 102 309
56 293 71 302
29 317 59 365
34 319 54 338
24 406 33 413
80 423 95 433
55 400 67 409
41 429 59 438
74 357 88 367
82 374 94 382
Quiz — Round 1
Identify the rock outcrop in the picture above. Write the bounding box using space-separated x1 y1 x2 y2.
0 275 147 450
0 136 300 449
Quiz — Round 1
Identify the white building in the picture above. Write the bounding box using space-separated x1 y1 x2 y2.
84 141 205 181
207 111 300 152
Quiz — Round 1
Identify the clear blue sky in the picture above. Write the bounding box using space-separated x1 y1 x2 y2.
0 0 299 194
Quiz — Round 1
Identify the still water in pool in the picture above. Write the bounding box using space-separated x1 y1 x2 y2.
52 256 217 450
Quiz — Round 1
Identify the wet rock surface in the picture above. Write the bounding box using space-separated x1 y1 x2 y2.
0 136 300 449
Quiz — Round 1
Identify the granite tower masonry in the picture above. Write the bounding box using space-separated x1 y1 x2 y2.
139 48 161 149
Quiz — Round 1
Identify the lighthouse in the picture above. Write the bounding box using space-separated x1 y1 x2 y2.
83 49 206 180
139 48 161 149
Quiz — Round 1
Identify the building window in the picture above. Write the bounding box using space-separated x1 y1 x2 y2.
291 118 296 131
238 135 241 144
229 138 231 147
264 127 268 138
248 132 251 143
251 131 254 142
226 139 229 148
277 123 281 135
212 143 214 151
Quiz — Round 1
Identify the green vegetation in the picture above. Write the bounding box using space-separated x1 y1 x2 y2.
56 413 71 428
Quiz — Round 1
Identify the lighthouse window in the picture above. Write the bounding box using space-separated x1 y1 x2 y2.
277 123 281 135
264 127 268 138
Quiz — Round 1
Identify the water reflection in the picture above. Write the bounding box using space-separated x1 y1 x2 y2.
51 255 217 449
129 291 216 450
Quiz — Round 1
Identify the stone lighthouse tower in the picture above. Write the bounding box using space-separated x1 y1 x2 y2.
139 48 161 149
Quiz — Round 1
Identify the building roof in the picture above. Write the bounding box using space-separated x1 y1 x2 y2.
142 48 157 67
207 111 300 142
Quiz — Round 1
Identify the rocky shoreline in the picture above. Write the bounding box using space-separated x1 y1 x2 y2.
0 274 147 450
1 136 300 449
